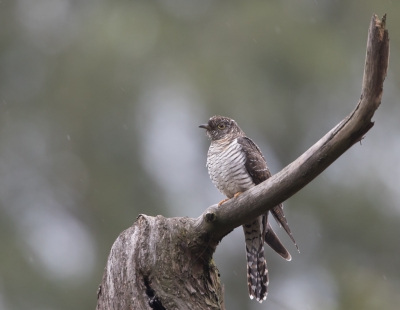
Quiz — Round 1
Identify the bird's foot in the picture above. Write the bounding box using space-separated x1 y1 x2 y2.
233 191 243 198
218 192 243 206
218 198 230 206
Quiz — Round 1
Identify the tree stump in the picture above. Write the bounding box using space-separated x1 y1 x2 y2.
96 14 389 310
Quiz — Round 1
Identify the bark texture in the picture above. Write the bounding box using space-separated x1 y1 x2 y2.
96 215 224 310
96 15 389 310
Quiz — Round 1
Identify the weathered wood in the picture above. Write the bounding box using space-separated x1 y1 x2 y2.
96 215 224 310
196 14 389 240
96 15 389 310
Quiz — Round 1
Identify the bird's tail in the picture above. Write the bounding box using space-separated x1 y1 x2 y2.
243 216 268 303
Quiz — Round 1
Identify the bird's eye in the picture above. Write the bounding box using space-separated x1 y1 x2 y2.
217 123 226 130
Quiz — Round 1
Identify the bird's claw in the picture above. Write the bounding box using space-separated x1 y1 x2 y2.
234 192 243 198
218 198 230 206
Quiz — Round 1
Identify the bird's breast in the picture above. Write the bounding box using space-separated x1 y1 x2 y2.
207 138 255 198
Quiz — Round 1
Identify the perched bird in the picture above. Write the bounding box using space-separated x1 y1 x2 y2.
200 115 299 303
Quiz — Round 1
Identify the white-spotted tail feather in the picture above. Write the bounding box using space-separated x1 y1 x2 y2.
243 215 268 302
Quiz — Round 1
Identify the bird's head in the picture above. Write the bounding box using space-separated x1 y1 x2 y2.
199 115 244 141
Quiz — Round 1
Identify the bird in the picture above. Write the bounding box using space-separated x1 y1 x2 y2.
199 115 299 303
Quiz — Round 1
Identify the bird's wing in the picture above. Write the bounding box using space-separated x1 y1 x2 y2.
237 136 271 185
264 212 291 261
271 204 300 252
237 137 299 252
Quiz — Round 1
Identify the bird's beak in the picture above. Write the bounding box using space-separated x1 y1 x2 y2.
199 124 210 130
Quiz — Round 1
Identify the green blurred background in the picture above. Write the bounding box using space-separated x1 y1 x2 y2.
0 1 399 309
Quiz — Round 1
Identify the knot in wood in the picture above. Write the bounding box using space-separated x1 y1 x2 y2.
205 211 217 222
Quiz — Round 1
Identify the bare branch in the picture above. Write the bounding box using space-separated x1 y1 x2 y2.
196 14 389 240
97 15 389 310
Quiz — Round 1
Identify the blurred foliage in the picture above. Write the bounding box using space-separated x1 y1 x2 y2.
0 1 399 310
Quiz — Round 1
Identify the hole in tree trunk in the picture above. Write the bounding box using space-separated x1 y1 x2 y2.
144 275 166 310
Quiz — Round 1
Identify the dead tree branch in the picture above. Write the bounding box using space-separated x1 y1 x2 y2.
196 14 389 240
96 14 389 310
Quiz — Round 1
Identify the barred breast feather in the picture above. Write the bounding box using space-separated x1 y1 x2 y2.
207 138 255 198
206 137 268 301
202 115 298 303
